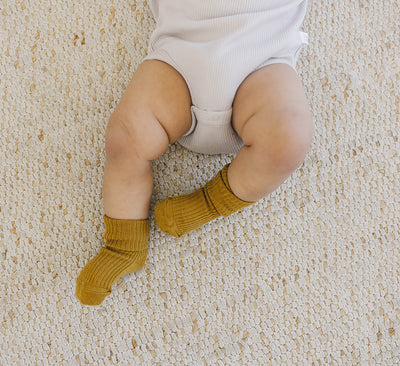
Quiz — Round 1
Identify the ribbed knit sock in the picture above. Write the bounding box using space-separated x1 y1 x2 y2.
76 215 149 306
154 164 255 237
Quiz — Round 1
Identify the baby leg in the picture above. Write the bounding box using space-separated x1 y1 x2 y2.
155 63 313 237
76 60 192 305
229 63 313 202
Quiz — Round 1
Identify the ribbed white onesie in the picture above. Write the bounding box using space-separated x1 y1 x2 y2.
145 0 309 154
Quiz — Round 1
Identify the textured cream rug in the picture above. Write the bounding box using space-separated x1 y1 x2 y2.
1 0 400 364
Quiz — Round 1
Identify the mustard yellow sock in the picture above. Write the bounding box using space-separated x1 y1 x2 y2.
76 215 149 306
154 164 255 237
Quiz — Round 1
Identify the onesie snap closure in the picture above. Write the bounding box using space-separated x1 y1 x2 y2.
179 106 244 155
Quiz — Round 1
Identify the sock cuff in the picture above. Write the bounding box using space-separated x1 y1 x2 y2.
103 215 150 251
206 164 255 217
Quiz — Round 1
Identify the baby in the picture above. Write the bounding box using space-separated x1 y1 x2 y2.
76 0 313 305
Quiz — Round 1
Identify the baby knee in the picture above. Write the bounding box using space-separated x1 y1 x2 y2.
255 110 313 172
274 112 313 170
105 111 170 162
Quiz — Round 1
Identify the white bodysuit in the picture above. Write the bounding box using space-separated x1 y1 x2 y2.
145 0 308 154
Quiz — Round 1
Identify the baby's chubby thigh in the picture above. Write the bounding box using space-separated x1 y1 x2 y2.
106 59 193 163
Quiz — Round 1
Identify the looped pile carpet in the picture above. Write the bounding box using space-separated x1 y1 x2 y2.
1 0 399 364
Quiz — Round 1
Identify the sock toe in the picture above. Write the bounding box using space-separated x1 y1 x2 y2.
75 280 111 306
